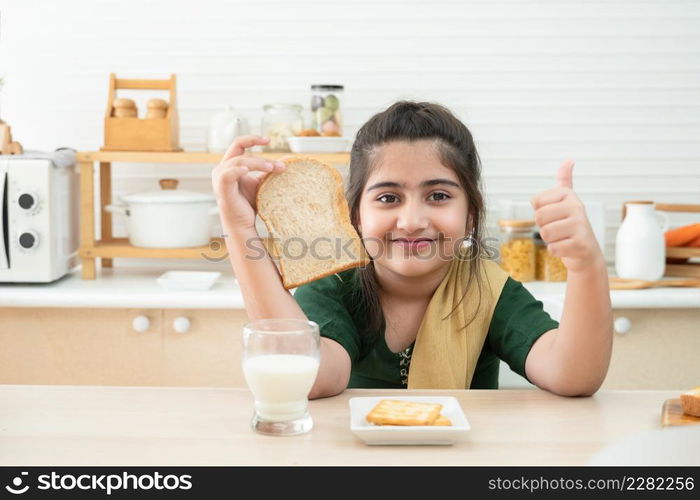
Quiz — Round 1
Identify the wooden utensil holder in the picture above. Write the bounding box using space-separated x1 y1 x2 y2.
102 73 182 152
621 202 700 278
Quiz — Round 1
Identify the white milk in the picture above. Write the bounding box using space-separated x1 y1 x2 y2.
243 354 320 422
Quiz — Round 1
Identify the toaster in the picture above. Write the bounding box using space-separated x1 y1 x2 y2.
0 149 80 282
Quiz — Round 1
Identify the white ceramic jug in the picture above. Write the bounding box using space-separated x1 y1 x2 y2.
615 201 669 281
207 106 250 153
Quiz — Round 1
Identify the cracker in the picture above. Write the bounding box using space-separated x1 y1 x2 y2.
431 415 452 426
366 399 442 426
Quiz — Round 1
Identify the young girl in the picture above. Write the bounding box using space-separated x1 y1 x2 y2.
212 101 613 398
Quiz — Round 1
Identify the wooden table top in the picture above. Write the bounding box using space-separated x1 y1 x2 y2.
0 385 680 466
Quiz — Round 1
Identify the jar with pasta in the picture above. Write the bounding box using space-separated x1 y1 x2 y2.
534 231 568 282
498 220 536 282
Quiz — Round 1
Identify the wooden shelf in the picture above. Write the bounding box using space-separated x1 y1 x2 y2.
79 238 228 260
666 264 700 278
666 247 700 259
657 203 700 278
76 151 350 164
620 202 700 279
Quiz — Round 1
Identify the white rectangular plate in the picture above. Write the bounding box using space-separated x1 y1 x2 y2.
156 271 222 291
349 396 470 446
287 136 350 153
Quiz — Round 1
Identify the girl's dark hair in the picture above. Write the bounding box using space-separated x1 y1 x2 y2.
346 101 486 335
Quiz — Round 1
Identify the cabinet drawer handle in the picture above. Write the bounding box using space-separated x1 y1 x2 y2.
614 317 632 335
132 315 150 333
173 316 191 334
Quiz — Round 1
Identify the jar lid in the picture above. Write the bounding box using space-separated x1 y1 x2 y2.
122 179 215 204
263 103 303 112
498 219 535 228
624 200 654 205
311 84 344 91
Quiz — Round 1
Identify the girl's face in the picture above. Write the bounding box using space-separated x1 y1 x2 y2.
358 140 469 279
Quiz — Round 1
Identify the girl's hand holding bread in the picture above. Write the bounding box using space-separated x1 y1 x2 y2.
211 135 286 232
211 136 352 399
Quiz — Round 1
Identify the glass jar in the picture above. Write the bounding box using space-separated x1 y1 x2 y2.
310 84 343 137
498 219 536 282
534 232 567 282
261 103 304 152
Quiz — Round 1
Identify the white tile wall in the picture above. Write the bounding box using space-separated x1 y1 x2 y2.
1 0 699 265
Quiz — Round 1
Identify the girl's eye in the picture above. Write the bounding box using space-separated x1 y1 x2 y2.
429 192 451 202
377 194 399 203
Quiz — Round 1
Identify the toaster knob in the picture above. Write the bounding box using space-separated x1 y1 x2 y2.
17 192 38 211
18 231 39 250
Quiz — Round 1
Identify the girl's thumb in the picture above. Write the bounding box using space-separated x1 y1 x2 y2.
556 160 575 189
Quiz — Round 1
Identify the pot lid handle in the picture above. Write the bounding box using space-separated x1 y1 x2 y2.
159 178 179 190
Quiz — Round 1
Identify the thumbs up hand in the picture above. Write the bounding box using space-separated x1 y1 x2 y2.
556 159 575 189
531 160 603 273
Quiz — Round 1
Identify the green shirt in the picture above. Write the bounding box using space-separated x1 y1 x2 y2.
293 268 558 389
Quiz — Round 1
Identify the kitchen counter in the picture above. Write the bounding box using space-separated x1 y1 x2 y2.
0 385 688 466
525 280 700 309
0 265 699 309
0 265 244 309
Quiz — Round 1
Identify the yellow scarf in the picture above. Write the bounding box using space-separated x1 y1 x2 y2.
407 255 509 389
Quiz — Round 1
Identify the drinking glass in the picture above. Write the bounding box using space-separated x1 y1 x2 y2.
242 318 321 436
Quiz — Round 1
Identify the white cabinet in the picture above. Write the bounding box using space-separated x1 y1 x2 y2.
602 308 700 390
1 306 697 390
499 304 699 391
0 307 248 387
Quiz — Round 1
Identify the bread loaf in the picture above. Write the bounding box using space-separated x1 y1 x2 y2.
680 387 700 417
256 157 370 289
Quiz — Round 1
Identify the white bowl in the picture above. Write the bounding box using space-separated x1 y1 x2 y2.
286 136 350 153
156 271 221 291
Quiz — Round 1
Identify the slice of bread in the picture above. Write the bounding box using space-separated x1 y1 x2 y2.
680 387 700 417
256 156 370 289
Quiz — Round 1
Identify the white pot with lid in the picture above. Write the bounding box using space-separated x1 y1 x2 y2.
106 179 219 248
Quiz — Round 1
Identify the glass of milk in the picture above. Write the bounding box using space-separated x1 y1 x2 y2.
242 318 321 436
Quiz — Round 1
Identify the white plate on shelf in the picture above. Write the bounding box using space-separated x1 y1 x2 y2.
156 271 221 291
349 396 470 446
287 136 350 153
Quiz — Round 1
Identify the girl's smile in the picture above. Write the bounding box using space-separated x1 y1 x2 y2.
392 238 434 251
